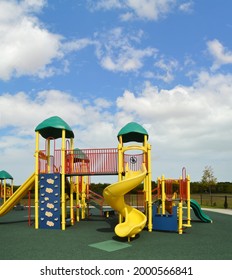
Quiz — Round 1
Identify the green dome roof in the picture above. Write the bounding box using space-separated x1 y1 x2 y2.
0 170 13 180
35 116 74 139
117 122 149 143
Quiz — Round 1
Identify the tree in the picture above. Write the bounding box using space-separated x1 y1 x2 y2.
201 165 217 194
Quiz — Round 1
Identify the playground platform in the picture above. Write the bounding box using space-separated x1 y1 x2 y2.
0 208 231 260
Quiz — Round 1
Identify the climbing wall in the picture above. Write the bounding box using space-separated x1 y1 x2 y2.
39 173 61 229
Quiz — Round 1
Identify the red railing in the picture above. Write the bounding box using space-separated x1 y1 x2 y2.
39 148 118 175
123 152 145 171
66 148 118 175
38 150 62 173
38 148 146 175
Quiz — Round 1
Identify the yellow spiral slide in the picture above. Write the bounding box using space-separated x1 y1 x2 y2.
103 164 147 239
0 173 35 216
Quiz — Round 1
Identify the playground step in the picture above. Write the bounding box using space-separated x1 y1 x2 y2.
88 190 104 210
88 199 102 210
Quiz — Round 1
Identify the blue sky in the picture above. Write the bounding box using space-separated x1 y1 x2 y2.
0 0 232 184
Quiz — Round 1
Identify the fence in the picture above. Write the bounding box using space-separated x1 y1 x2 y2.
190 194 232 209
118 193 232 210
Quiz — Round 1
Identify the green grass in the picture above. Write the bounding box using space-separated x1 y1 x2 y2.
191 193 232 209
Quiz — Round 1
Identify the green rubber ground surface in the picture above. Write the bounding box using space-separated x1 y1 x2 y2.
0 209 231 260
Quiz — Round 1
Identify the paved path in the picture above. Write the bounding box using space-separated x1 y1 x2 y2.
202 208 232 215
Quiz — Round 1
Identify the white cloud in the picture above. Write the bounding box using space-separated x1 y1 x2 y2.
125 0 175 21
100 48 155 72
179 1 194 13
0 1 187 80
116 73 232 180
207 39 232 70
0 0 63 80
89 0 176 21
143 57 180 83
1 70 232 183
0 89 116 139
154 57 179 82
0 134 35 184
0 0 164 80
119 12 134 21
116 75 232 142
0 89 116 184
88 0 123 10
94 98 112 109
95 27 157 72
62 38 95 53
1 43 232 184
0 0 45 23
0 1 96 80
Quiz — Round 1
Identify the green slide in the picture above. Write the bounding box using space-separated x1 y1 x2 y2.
190 199 212 223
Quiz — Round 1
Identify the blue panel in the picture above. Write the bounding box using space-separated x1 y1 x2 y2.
39 174 61 229
152 205 178 232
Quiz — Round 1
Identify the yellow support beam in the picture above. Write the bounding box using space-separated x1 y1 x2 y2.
47 138 50 173
61 129 66 230
35 131 39 229
186 175 192 227
161 175 166 215
3 179 6 203
178 202 183 234
117 136 123 224
70 138 74 225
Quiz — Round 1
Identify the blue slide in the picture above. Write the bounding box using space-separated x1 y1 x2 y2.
190 199 212 223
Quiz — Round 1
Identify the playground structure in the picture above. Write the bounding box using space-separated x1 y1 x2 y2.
0 116 212 240
103 123 152 239
34 117 153 236
152 171 191 234
151 169 212 234
0 170 14 203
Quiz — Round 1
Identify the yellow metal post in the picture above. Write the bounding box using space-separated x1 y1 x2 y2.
117 136 123 182
61 129 66 230
81 178 86 219
35 131 39 229
186 175 191 227
11 179 14 195
178 202 183 234
117 136 123 224
70 138 74 173
143 135 148 203
144 175 148 219
70 179 74 225
3 179 6 203
70 138 74 225
76 177 80 222
47 138 50 173
157 177 161 214
161 175 165 215
147 141 152 232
